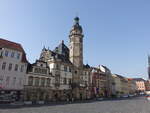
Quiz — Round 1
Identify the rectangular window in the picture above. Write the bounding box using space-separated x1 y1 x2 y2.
11 52 15 58
5 50 9 57
19 78 22 86
0 51 3 57
46 78 51 87
20 65 24 72
6 76 10 86
17 53 20 59
28 76 33 86
14 64 18 71
42 69 47 74
35 77 39 86
13 77 16 85
41 78 45 86
63 78 67 84
64 66 67 71
56 64 59 70
8 63 12 71
69 68 71 72
34 68 47 74
2 62 6 70
0 75 4 85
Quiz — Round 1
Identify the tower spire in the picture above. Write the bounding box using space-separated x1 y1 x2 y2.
74 16 79 24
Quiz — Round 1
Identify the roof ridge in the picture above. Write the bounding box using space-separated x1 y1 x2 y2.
0 38 21 45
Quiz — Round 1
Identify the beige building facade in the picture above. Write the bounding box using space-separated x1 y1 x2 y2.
112 74 129 97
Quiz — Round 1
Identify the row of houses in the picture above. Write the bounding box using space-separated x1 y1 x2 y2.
0 38 112 102
0 17 149 103
113 75 150 97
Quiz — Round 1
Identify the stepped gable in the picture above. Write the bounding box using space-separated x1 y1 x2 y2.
53 40 69 59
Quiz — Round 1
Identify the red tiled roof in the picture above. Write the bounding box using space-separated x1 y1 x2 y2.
0 38 28 63
0 38 24 52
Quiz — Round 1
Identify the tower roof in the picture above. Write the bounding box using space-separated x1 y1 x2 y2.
70 16 83 33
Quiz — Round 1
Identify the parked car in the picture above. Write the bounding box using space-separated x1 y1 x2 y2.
129 94 134 97
121 95 129 98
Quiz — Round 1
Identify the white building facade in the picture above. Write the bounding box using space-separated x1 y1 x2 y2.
0 38 28 101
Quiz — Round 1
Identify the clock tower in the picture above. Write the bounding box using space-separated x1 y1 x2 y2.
69 17 84 68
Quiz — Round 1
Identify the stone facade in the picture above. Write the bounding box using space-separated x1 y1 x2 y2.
24 60 55 102
39 42 73 101
112 74 129 97
69 17 83 68
127 78 137 94
69 17 91 100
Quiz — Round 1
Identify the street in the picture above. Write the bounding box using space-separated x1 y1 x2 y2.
0 97 150 113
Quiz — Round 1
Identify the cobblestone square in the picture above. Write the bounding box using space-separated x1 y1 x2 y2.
1 97 150 113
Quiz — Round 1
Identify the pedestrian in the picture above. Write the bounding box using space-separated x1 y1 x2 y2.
72 97 74 102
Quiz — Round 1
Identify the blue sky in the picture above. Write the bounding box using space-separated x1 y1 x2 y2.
0 0 150 79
